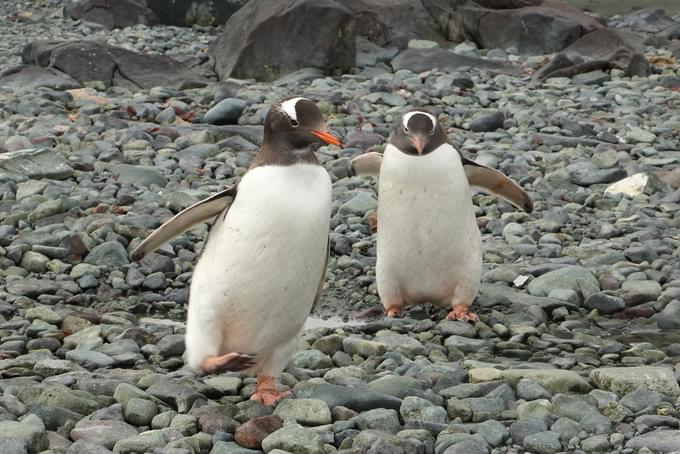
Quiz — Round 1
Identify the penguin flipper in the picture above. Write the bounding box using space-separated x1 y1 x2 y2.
462 158 533 213
350 152 383 178
130 185 238 261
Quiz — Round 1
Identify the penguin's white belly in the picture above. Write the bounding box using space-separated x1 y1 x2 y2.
186 164 331 370
376 144 482 306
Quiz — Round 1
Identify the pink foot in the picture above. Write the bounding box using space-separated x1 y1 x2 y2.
201 352 256 374
386 305 402 318
446 304 478 322
250 375 290 406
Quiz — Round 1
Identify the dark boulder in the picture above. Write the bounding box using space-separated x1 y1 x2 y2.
64 0 158 29
22 40 208 90
209 0 355 82
146 0 248 26
530 28 649 84
0 65 81 91
614 7 677 34
340 0 446 47
391 48 517 75
461 0 603 54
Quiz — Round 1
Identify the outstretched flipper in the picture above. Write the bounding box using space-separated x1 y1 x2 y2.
350 152 383 178
461 158 533 213
130 185 238 260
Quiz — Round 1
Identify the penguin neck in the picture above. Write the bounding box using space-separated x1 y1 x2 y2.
250 139 319 169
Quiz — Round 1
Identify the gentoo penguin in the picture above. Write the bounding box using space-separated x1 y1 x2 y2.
131 97 341 405
351 111 532 322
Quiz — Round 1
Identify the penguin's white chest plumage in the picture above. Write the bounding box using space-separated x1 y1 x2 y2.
376 143 482 306
185 163 331 374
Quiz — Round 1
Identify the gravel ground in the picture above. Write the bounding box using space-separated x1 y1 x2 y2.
2 1 680 453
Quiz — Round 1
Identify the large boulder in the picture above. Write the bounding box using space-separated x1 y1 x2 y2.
340 0 447 47
64 0 158 29
210 0 355 82
146 0 248 26
531 28 649 84
22 40 208 89
0 65 81 91
461 0 603 54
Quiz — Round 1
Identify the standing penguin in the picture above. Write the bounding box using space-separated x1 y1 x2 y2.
131 97 341 405
351 111 532 322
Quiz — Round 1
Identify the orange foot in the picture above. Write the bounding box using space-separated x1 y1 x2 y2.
386 305 402 318
201 352 256 374
446 304 478 322
250 375 290 406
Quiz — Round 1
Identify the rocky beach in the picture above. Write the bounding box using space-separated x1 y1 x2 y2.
1 0 680 453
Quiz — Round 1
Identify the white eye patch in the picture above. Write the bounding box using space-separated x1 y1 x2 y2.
280 97 307 122
402 111 437 134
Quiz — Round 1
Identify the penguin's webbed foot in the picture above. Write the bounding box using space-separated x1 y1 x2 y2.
447 304 478 323
251 389 291 407
386 305 402 318
201 352 256 374
251 375 290 406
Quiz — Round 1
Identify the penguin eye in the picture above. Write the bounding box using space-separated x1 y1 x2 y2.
290 119 300 128
403 126 409 134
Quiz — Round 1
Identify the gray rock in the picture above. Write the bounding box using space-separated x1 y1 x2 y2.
572 70 609 85
146 381 204 413
157 334 185 357
584 292 625 315
273 398 331 426
590 367 680 397
111 429 169 454
469 111 505 132
509 418 547 443
338 192 378 216
261 423 325 454
523 430 561 454
550 417 580 442
353 408 401 433
626 429 680 452
84 241 129 267
517 378 552 400
620 280 662 305
620 388 662 413
125 397 158 426
289 349 333 369
582 434 610 452
442 439 489 454
204 98 247 125
400 396 447 425
527 266 599 299
71 420 138 449
109 164 167 188
0 148 74 182
0 421 48 454
65 350 114 369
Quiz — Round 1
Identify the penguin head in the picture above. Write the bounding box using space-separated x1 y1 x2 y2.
265 97 341 150
390 110 447 156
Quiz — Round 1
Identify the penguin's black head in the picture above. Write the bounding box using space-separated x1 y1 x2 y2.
264 97 341 150
390 110 447 156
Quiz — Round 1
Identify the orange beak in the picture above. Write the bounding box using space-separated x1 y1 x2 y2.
410 136 425 154
311 129 342 147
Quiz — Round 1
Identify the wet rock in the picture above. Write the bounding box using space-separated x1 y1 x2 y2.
65 0 158 29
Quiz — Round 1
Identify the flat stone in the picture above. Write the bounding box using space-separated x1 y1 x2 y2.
469 368 591 394
293 382 402 412
0 148 74 182
626 429 680 452
261 423 325 454
273 398 331 426
590 367 680 397
528 266 599 299
71 419 138 449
